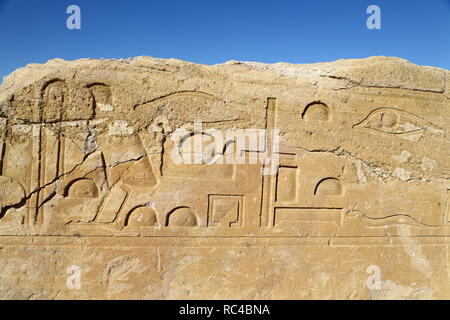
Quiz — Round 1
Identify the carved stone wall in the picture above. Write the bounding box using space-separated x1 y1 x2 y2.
0 56 449 299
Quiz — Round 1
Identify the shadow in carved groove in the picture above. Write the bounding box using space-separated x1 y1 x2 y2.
65 178 99 198
166 206 198 227
302 102 330 121
314 177 342 196
41 79 68 122
87 83 113 113
125 206 158 227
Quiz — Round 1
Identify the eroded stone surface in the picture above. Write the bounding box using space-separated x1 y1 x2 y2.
0 56 449 299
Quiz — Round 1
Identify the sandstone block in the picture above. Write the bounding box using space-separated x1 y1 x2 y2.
0 56 449 299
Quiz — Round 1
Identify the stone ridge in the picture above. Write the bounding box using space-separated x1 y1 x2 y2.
1 56 449 101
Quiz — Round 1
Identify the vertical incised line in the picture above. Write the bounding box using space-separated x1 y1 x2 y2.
260 97 277 227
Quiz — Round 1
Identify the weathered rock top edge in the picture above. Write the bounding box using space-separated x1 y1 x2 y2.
1 55 449 102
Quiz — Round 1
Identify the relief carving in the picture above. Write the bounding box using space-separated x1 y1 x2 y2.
0 57 449 299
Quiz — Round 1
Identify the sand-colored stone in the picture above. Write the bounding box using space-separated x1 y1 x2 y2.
0 56 449 299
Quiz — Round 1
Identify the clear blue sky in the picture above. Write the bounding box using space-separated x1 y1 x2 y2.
0 0 449 81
